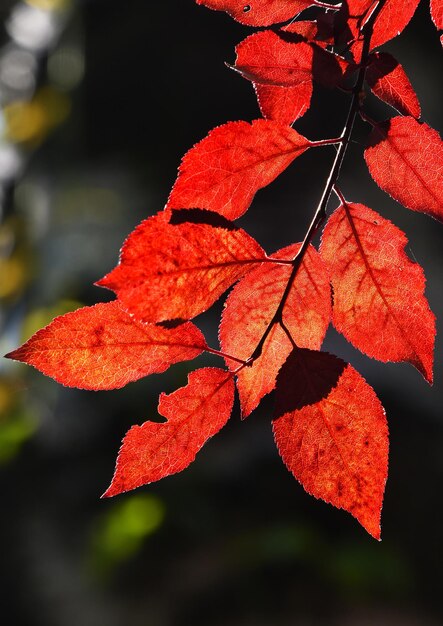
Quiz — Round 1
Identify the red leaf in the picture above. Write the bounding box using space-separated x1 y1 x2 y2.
196 0 315 27
254 82 313 125
273 349 388 539
5 302 207 390
343 0 420 60
232 30 343 89
364 116 443 222
103 368 234 496
97 210 266 323
431 0 443 33
366 52 421 119
320 203 435 382
220 243 331 417
167 120 311 220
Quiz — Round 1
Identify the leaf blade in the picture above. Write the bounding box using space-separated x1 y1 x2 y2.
5 301 207 390
103 368 234 496
273 350 388 540
97 210 266 323
320 202 435 382
166 120 311 219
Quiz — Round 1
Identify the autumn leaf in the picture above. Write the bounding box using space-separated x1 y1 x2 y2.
337 1 420 61
320 202 435 382
231 30 343 88
254 81 313 125
97 209 266 323
431 0 443 32
273 349 388 540
5 301 207 390
364 116 443 222
195 0 315 27
366 52 421 118
220 243 331 417
103 368 234 496
166 120 311 220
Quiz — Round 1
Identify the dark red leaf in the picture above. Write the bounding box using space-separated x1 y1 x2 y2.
232 30 343 89
273 349 388 539
97 210 266 323
5 302 207 390
103 368 234 496
167 120 311 219
364 116 443 222
220 243 331 417
342 0 420 60
196 0 315 27
366 52 421 118
320 202 435 382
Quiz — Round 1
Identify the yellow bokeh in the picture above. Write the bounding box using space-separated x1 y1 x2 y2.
25 0 71 11
3 87 70 147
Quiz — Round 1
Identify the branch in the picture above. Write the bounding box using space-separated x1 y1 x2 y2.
246 0 387 364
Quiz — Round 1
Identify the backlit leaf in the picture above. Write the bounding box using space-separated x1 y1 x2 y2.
273 349 388 539
366 52 421 119
431 0 443 31
5 301 207 390
341 0 420 60
220 243 331 417
97 210 266 323
196 0 315 27
254 81 313 125
364 116 443 222
320 202 435 382
232 30 344 88
103 368 234 496
167 120 311 219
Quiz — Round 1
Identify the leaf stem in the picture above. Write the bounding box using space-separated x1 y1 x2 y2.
205 346 248 366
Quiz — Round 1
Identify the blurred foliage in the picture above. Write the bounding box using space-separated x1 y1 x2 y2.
89 494 166 578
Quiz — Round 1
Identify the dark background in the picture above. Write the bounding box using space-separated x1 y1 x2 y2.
1 1 442 624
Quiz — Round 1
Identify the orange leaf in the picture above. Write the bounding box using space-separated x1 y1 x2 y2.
97 210 266 323
220 243 331 416
5 301 207 390
166 120 311 219
320 203 435 382
364 116 443 222
103 368 234 496
196 0 315 27
273 349 388 540
366 52 421 119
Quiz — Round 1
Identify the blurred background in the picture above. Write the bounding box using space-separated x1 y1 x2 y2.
0 1 442 624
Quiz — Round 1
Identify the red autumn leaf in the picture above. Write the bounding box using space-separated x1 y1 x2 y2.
97 209 266 323
431 0 443 27
220 243 331 417
366 52 421 119
249 22 349 125
5 301 207 390
103 368 234 496
232 30 343 89
431 0 443 42
254 81 313 125
320 202 435 382
196 0 315 27
364 116 443 222
273 349 388 539
342 0 420 60
166 120 311 220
